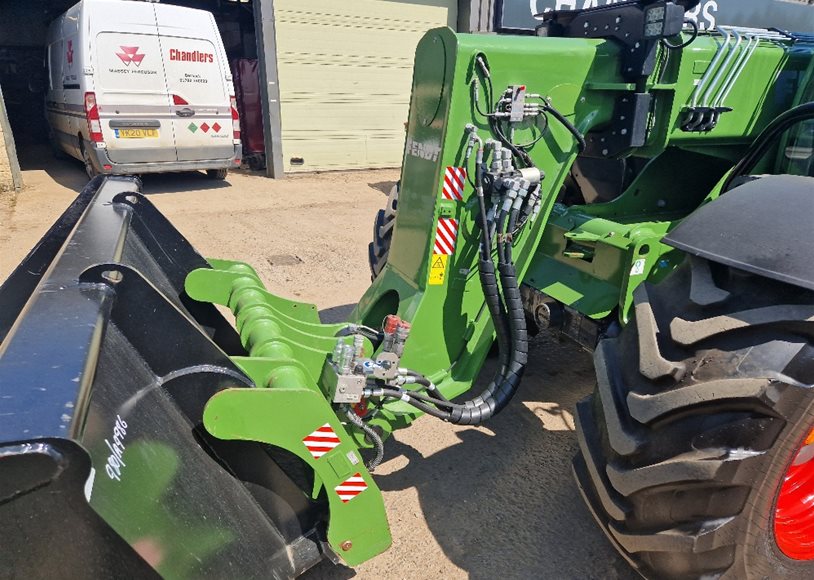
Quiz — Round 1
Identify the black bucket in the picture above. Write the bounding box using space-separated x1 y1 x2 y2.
0 177 327 578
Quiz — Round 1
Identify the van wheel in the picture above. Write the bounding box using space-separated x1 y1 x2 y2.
80 142 98 178
573 257 814 579
206 169 228 180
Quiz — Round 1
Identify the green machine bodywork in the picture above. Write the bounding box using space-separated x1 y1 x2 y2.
184 15 814 568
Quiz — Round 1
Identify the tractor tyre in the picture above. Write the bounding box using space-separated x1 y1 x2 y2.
368 181 399 280
573 256 814 579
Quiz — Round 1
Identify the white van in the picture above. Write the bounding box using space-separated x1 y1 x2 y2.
46 0 241 179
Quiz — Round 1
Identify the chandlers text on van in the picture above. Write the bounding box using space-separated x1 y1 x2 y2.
169 48 214 63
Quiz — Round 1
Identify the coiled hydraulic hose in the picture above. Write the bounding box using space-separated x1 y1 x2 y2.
447 202 528 424
371 137 529 425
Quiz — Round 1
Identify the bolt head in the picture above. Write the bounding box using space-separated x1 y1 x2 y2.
340 540 353 551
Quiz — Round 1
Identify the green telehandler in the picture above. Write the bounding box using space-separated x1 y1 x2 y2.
2 1 814 578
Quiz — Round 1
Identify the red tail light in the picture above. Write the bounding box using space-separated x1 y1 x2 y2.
230 96 240 142
84 92 103 143
172 94 189 106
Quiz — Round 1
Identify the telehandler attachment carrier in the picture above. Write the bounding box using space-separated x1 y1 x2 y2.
2 1 814 578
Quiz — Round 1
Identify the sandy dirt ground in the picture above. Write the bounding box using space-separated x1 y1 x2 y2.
0 150 638 580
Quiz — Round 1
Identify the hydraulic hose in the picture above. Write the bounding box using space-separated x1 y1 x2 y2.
447 203 529 425
384 138 530 425
541 101 586 153
371 388 460 420
406 371 452 404
345 408 385 471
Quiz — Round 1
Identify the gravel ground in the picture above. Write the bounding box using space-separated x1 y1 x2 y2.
0 152 638 580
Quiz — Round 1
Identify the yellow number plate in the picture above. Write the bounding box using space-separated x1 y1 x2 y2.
115 128 158 139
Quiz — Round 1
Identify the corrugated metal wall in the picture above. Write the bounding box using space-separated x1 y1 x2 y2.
274 0 457 172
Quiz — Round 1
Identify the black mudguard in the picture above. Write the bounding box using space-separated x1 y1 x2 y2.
664 174 814 292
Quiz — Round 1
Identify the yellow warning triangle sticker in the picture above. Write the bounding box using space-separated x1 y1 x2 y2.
429 254 448 285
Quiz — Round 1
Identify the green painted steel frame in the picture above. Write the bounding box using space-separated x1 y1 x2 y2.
183 27 814 568
186 259 390 565
350 28 813 434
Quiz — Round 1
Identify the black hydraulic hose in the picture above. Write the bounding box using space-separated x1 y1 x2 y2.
476 159 511 373
446 205 529 425
508 208 520 234
406 372 452 404
375 388 458 420
345 408 384 471
479 257 511 373
490 116 533 166
542 102 586 153
377 387 466 410
472 155 511 369
495 244 529 405
385 148 530 425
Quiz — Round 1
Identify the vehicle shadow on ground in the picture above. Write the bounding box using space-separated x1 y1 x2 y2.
140 171 231 195
15 143 234 195
306 336 638 580
17 143 90 192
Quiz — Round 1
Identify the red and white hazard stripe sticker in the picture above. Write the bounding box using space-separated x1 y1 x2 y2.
442 167 467 201
335 472 368 503
303 423 341 460
433 218 458 255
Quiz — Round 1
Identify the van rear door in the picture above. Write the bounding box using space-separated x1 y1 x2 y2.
92 4 176 163
155 5 233 162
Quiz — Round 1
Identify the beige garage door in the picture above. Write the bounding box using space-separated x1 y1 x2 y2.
274 0 457 172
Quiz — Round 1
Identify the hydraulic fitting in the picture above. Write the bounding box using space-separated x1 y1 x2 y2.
381 314 400 352
519 166 543 186
393 321 411 357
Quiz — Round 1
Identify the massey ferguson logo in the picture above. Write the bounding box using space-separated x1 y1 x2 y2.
116 46 145 67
